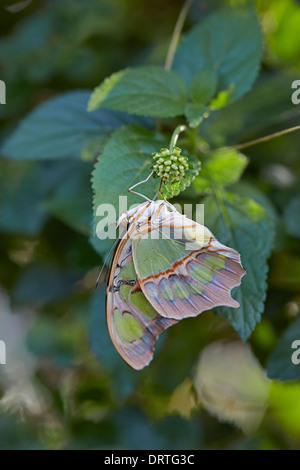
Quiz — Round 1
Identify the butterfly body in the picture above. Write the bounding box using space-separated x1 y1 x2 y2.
106 200 246 370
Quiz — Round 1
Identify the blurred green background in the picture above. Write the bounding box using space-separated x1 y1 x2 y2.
0 0 300 450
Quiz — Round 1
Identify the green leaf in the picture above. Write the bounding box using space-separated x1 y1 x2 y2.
173 4 262 100
2 90 150 160
201 74 299 148
88 66 188 118
42 162 93 235
230 181 278 226
193 148 248 194
161 157 200 199
91 125 166 252
204 192 275 339
12 262 79 306
0 160 48 236
267 317 300 381
284 196 300 240
194 341 271 434
262 0 300 68
190 67 218 105
27 317 77 368
184 103 207 128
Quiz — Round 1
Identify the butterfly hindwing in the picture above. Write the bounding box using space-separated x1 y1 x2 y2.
132 209 246 320
106 233 176 370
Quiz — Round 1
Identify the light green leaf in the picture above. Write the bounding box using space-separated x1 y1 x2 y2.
2 90 150 160
269 381 300 437
230 181 278 225
173 4 262 100
194 341 270 434
190 67 218 105
204 192 275 339
267 317 300 381
88 66 188 118
262 0 300 69
193 148 248 194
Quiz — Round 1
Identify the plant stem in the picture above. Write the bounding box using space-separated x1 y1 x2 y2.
164 0 194 71
169 124 187 151
156 0 193 132
234 125 300 151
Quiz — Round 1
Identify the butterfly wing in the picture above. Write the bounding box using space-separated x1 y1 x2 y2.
132 210 246 320
106 232 176 370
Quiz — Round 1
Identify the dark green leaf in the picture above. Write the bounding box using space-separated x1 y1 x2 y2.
173 4 262 100
91 125 166 251
27 317 77 368
204 192 275 339
190 67 218 104
201 74 300 147
12 263 79 306
42 162 93 235
88 66 188 118
0 160 48 236
2 91 150 160
267 317 300 381
284 196 300 240
184 103 207 128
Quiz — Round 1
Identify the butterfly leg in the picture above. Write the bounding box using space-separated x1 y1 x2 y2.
128 171 154 202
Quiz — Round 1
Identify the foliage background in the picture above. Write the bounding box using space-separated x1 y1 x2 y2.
0 0 300 450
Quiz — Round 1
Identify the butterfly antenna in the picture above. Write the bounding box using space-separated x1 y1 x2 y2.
94 236 120 290
152 178 163 201
128 171 154 202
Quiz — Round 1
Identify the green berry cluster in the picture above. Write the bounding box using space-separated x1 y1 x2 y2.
151 146 193 183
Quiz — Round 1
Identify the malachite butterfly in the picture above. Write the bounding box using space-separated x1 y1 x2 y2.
105 198 246 370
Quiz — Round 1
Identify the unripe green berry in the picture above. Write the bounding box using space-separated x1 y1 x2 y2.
151 145 194 184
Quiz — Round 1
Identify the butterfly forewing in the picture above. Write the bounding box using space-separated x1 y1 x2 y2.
106 232 176 370
132 209 246 320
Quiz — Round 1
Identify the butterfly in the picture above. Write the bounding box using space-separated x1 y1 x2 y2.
106 198 246 370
